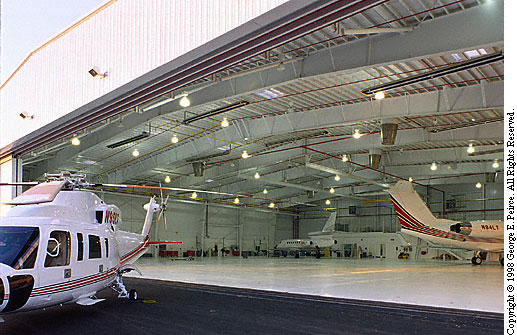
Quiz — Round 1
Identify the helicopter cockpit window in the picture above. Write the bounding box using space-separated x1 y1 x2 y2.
44 231 71 267
0 227 40 270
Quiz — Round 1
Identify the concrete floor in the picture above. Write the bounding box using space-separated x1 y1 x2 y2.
129 256 503 313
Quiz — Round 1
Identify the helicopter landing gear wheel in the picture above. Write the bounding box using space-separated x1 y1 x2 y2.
129 289 138 300
471 256 482 265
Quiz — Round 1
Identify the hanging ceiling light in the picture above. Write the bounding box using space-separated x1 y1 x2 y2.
329 187 335 194
467 143 475 154
342 154 349 162
492 159 499 168
325 199 331 205
353 129 361 139
221 118 229 128
132 149 140 157
71 136 80 146
430 162 437 170
191 192 198 199
179 95 190 107
242 151 250 159
408 177 413 182
334 175 341 181
164 176 171 183
234 197 240 204
374 91 385 100
268 202 275 208
254 172 260 179
262 188 268 194
171 135 179 143
476 182 482 189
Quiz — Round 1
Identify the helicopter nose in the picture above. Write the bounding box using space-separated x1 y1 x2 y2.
0 264 12 314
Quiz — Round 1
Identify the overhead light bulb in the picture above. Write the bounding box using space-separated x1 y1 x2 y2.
234 197 240 204
254 172 260 179
268 202 275 208
329 187 335 194
164 176 171 183
334 175 341 181
467 143 475 154
342 154 349 162
408 177 413 182
353 129 361 139
221 118 229 128
476 182 482 189
430 162 437 171
263 188 268 194
171 135 179 143
325 199 331 205
179 95 190 107
132 149 140 157
374 91 385 100
242 151 249 159
492 160 499 168
191 192 198 199
71 137 80 146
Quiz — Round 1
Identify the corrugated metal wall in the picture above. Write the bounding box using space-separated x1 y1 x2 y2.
0 0 287 148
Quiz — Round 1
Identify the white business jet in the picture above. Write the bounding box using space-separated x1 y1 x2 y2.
275 212 337 256
388 181 503 265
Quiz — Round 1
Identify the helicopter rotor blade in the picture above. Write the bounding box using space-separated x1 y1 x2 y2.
0 182 39 186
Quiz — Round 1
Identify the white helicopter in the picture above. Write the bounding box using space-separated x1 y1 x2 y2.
0 172 274 320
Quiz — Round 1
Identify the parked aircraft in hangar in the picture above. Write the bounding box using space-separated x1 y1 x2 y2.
388 181 503 265
275 212 338 256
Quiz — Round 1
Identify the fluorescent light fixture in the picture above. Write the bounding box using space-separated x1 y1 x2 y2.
205 179 214 183
142 97 174 112
164 176 171 183
71 137 80 146
182 101 249 125
451 53 462 62
179 95 191 107
467 143 475 154
256 88 284 99
361 51 503 95
242 151 250 159
374 91 385 100
254 172 260 179
430 162 437 171
107 131 149 148
334 175 341 181
476 182 482 189
221 118 229 128
171 135 179 143
132 149 140 157
329 187 335 194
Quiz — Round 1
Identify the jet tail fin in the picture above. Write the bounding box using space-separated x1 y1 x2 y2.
321 211 337 232
388 181 438 228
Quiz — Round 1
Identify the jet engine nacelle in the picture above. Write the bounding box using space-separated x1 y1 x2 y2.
450 221 503 238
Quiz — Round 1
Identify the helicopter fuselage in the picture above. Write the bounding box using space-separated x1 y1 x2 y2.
0 189 150 314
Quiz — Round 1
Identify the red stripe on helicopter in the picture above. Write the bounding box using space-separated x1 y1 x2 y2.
120 236 150 264
390 197 503 244
31 268 117 296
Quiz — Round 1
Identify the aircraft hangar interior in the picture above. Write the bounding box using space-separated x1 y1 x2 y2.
0 0 507 333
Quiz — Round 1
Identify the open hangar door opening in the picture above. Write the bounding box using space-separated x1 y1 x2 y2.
0 0 504 322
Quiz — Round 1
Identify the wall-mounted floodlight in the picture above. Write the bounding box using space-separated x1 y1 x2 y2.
19 112 34 120
88 67 107 78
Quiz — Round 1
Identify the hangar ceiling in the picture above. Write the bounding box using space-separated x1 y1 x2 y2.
21 0 504 209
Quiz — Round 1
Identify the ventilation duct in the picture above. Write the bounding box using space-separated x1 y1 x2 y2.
192 161 205 177
485 172 497 183
381 123 398 145
369 149 382 169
